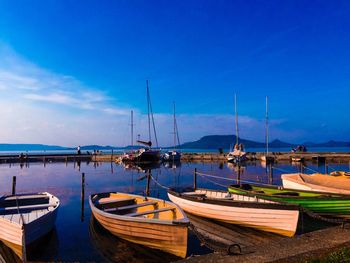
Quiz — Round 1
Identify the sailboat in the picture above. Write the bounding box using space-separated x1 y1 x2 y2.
227 94 246 163
121 80 161 164
260 96 274 163
163 102 181 162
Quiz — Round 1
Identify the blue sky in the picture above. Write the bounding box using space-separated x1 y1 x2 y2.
0 1 350 146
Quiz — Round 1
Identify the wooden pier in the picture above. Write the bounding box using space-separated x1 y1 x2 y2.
0 153 92 164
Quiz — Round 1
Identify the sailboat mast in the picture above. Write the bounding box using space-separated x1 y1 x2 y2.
146 80 151 144
235 94 239 146
173 102 176 151
131 110 134 147
266 96 269 156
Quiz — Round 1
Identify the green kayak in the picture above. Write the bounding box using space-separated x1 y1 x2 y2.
228 183 350 218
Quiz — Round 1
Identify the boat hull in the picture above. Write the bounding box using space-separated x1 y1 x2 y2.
228 184 350 218
89 193 188 258
168 191 299 237
282 173 350 195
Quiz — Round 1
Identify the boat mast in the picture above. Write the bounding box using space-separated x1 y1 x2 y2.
235 93 239 146
173 102 176 151
146 80 152 144
131 110 134 147
266 96 269 156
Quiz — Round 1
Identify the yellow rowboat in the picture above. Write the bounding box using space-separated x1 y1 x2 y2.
89 192 189 258
281 173 350 194
0 192 60 261
168 189 299 237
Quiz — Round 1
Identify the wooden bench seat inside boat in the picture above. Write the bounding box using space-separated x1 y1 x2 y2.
0 195 49 207
0 209 50 224
97 198 136 209
126 207 176 217
104 201 158 213
0 203 56 215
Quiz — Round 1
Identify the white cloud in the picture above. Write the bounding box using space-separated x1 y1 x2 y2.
0 43 312 146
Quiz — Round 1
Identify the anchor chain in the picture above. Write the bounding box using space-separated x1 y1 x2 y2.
189 222 242 255
300 206 349 224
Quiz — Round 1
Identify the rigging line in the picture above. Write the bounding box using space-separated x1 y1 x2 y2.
147 82 159 148
175 117 181 147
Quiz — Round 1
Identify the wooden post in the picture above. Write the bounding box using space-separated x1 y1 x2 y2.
12 176 16 195
146 171 151 196
269 163 273 184
325 162 328 174
81 173 85 222
194 168 197 190
111 149 114 162
300 163 304 174
238 164 241 185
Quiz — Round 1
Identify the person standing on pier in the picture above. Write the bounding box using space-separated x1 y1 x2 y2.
77 145 81 155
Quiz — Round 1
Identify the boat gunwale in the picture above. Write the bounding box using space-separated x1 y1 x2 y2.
167 189 299 210
0 192 60 226
89 192 189 226
228 183 350 200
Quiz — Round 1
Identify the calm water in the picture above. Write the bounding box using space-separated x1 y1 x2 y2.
0 160 348 261
0 146 350 156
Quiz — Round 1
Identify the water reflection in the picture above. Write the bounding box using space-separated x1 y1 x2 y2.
0 160 349 261
89 216 179 263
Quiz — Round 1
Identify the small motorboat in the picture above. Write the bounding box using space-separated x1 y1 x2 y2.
168 188 299 237
89 192 189 258
0 192 60 260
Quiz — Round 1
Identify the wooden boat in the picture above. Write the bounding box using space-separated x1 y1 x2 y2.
0 192 59 260
281 173 350 195
89 192 189 258
89 216 179 263
168 189 299 237
228 183 350 218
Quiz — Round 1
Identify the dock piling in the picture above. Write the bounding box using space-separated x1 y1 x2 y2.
194 168 197 190
12 176 16 195
81 172 85 222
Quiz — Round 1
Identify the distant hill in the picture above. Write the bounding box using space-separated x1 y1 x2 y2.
179 135 265 149
0 144 69 151
179 135 350 149
304 140 350 148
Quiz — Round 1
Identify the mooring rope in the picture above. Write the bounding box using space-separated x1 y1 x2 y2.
196 170 278 188
149 174 171 190
189 222 242 255
271 166 294 173
302 165 319 174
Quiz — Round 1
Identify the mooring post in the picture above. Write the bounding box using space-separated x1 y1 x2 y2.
194 168 197 190
111 149 114 162
146 170 151 196
325 162 328 174
269 163 273 184
81 172 85 222
12 176 16 195
238 164 241 185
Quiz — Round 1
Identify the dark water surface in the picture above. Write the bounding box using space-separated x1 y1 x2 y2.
0 160 348 262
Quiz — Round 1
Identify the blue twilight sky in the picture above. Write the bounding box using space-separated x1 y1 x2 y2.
0 0 350 147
